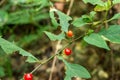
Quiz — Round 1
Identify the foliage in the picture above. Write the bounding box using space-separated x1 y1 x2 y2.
84 33 110 50
0 0 120 80
99 25 120 43
58 56 91 79
0 37 38 62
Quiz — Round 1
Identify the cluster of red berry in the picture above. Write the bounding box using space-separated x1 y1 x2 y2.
23 30 73 80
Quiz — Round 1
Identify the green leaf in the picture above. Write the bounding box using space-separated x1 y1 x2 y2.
44 31 65 41
0 37 38 63
72 18 88 27
35 0 50 10
49 9 72 32
72 12 96 27
113 0 120 4
26 57 39 63
0 66 5 77
0 10 8 27
82 0 104 6
99 25 120 43
90 11 96 19
58 56 91 79
49 9 59 27
94 5 106 11
94 0 112 11
84 33 110 50
56 10 72 32
109 13 120 21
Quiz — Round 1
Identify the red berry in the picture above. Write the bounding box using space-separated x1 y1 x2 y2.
67 30 73 37
64 48 72 55
24 73 33 80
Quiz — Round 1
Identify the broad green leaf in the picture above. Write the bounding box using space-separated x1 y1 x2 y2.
109 13 120 21
72 12 95 27
0 37 38 63
0 10 8 27
56 10 72 32
99 25 120 43
84 33 110 50
58 56 91 79
44 31 65 41
82 0 104 6
72 18 88 27
113 0 120 4
49 9 59 27
0 66 5 77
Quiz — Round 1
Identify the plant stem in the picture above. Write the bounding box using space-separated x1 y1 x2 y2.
48 0 74 80
104 10 109 28
30 39 74 74
110 50 115 80
103 4 115 79
48 40 61 80
66 0 74 15
30 53 57 74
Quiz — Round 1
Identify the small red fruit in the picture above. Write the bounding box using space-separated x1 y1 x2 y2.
24 73 33 80
67 30 73 37
64 48 72 55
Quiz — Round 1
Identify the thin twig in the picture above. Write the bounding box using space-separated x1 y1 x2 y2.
110 50 115 80
30 54 56 74
103 4 115 79
48 0 74 80
30 41 70 73
48 40 61 80
66 0 74 15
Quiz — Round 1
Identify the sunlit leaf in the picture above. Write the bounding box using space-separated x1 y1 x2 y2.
94 0 112 11
82 0 104 6
113 0 120 4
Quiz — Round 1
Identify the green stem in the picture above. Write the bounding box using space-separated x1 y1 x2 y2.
29 42 70 74
29 34 84 74
30 54 57 74
16 33 84 80
104 10 109 28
